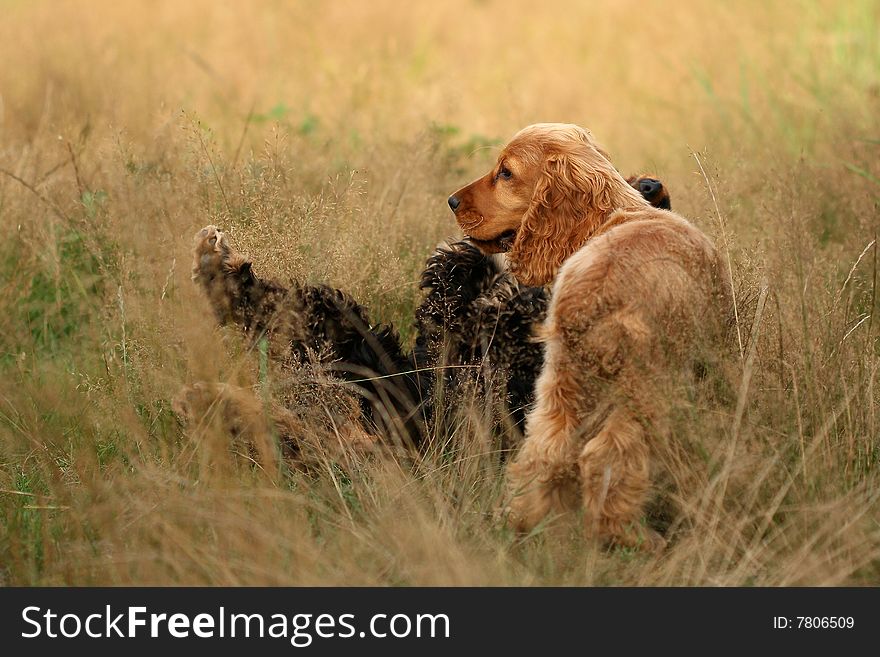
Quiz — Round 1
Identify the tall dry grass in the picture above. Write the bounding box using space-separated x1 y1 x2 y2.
1 0 879 585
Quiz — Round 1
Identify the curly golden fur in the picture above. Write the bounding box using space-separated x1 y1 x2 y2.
449 123 732 550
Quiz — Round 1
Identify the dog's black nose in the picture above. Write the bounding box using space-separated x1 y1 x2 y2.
638 179 662 198
448 195 460 211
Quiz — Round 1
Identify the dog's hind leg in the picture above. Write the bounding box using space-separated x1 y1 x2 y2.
504 332 582 532
577 407 665 552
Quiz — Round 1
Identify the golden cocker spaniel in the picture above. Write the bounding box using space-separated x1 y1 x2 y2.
448 123 732 550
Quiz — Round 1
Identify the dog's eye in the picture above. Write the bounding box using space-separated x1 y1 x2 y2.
498 166 512 180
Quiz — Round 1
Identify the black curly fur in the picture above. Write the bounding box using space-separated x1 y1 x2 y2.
414 242 505 363
296 284 427 445
412 242 547 436
192 230 427 447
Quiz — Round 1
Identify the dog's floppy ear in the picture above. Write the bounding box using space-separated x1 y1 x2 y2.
509 149 615 286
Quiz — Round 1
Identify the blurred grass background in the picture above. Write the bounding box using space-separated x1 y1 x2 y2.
1 0 879 585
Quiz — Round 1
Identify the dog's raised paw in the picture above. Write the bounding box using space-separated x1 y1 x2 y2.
191 224 251 284
192 225 230 281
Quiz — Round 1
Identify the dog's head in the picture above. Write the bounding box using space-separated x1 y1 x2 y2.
447 123 646 286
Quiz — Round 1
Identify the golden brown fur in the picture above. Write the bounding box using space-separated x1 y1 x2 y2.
449 123 732 550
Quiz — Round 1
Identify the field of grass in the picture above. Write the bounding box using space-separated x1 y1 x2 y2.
1 0 879 585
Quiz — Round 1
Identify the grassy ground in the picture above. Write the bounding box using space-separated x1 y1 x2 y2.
1 0 879 585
